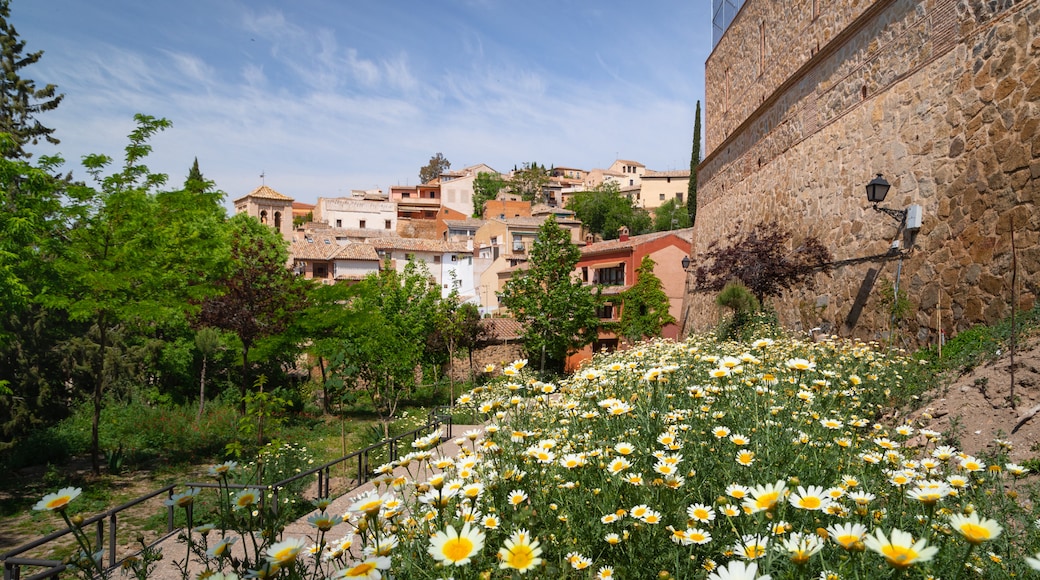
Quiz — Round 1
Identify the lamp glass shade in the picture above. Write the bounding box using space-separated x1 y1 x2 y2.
865 174 891 204
681 256 691 270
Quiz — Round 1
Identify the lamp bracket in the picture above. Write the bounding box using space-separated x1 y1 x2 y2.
871 203 907 224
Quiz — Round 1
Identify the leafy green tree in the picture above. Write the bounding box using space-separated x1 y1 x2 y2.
41 115 220 474
499 216 601 374
472 171 506 217
431 292 488 403
419 152 451 184
0 0 63 159
197 213 306 414
653 198 691 231
330 260 440 437
618 256 676 344
687 100 701 225
509 162 550 204
292 281 356 413
566 182 651 240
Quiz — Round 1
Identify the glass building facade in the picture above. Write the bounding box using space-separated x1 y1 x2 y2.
712 0 746 48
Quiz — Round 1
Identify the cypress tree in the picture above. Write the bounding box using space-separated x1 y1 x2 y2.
0 0 64 159
686 100 701 225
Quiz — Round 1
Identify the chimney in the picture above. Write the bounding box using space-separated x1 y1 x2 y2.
618 226 630 242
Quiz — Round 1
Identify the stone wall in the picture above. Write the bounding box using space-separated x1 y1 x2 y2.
687 0 1039 344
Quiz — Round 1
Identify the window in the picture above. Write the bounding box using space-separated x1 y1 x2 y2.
582 267 588 282
336 219 342 228
453 279 462 289
677 192 684 203
359 220 366 229
260 210 268 224
594 266 625 286
274 211 282 229
660 193 666 201
313 263 328 278
385 220 391 229
667 177 672 183
403 192 411 198
433 255 441 264
596 303 615 319
629 179 634 186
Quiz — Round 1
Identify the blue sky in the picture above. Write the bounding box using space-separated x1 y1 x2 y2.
12 1 711 205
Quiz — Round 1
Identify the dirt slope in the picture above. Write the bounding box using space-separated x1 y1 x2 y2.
902 335 1040 463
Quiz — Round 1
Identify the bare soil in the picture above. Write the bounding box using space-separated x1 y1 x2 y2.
900 334 1040 463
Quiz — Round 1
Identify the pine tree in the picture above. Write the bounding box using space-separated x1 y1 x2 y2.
0 0 63 159
686 100 701 225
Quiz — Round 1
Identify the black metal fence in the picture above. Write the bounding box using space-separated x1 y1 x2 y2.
2 407 465 580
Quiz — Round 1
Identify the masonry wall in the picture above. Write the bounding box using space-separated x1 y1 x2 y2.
687 0 1039 344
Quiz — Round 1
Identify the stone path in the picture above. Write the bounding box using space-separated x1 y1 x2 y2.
143 424 483 580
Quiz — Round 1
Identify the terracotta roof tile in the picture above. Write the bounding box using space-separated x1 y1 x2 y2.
366 237 471 253
481 317 524 341
235 184 293 203
579 228 693 256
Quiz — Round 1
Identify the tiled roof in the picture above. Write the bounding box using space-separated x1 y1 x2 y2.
291 233 380 261
367 237 471 253
643 169 692 178
531 204 574 216
445 218 486 229
481 317 524 341
579 228 693 256
615 159 645 167
236 185 293 203
334 243 380 261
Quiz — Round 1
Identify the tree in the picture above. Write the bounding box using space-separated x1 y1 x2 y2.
687 100 701 225
618 255 676 344
0 0 63 159
653 198 691 231
42 115 222 474
197 213 306 414
566 182 652 239
330 260 440 437
432 294 488 403
509 162 550 204
472 171 506 217
499 216 601 374
419 152 451 184
694 220 832 303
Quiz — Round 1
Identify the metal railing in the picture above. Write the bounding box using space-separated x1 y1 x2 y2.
2 407 468 580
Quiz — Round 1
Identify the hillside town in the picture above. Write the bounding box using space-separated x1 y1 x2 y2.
234 160 692 368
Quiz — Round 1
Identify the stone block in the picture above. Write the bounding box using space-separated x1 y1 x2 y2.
978 273 1005 295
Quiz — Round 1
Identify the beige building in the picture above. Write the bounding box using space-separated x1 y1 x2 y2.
313 197 397 232
233 185 294 242
473 215 583 314
639 170 691 210
437 163 500 217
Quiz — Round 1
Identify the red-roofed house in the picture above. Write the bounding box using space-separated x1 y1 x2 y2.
567 227 693 369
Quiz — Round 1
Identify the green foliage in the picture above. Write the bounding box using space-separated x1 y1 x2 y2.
499 216 601 373
197 212 306 412
472 171 506 217
687 100 701 225
618 255 675 343
878 276 913 323
652 198 691 231
328 260 441 435
565 182 651 240
419 152 450 184
0 0 64 159
508 162 550 204
715 280 766 341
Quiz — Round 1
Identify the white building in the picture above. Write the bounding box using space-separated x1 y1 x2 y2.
313 197 397 233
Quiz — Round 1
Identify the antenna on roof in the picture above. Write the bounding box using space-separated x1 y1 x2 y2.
260 171 266 185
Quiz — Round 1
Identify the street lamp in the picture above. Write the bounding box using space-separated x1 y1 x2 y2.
865 174 922 231
681 256 691 271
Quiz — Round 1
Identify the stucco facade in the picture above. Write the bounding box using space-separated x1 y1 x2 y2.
686 0 1039 345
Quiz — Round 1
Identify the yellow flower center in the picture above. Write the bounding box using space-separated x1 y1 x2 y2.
799 497 821 509
442 537 474 562
345 562 376 577
756 492 779 509
959 523 991 544
504 545 536 570
46 497 72 510
273 547 298 563
881 545 919 568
